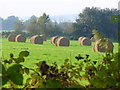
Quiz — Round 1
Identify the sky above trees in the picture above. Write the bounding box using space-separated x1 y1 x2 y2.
0 0 119 19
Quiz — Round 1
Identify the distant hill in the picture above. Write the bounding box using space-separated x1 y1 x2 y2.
19 14 78 22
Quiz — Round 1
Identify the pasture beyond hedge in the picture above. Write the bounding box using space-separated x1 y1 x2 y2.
1 38 119 88
1 38 118 68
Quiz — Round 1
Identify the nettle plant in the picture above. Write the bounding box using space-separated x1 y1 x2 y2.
1 51 120 88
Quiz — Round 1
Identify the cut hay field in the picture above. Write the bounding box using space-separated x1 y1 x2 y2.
1 38 118 69
1 37 119 87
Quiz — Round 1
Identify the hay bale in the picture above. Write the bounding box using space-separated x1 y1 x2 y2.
15 34 26 42
92 44 96 52
30 35 43 44
91 37 95 42
8 34 17 42
93 38 114 52
80 37 91 46
51 36 59 44
56 37 70 46
78 37 84 45
30 35 37 44
39 35 46 41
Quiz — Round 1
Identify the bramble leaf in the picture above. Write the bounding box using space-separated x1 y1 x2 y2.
24 68 29 75
6 64 23 85
19 51 29 57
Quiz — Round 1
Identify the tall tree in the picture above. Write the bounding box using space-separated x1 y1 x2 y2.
74 7 118 41
14 20 23 34
38 13 50 36
27 16 38 35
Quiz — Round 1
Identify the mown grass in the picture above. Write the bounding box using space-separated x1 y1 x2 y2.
1 37 119 87
1 38 118 68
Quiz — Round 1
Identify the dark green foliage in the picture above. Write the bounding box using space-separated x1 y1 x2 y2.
6 64 23 85
2 64 23 85
1 51 30 87
19 51 29 57
110 15 120 24
2 64 8 85
75 54 84 60
92 29 104 40
73 7 118 41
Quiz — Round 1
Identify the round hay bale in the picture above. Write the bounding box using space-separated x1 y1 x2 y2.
78 37 84 45
80 37 91 46
93 38 114 52
39 35 46 41
30 35 37 44
8 34 17 42
56 37 70 46
15 34 26 42
51 36 59 44
92 43 96 52
91 37 95 42
30 35 43 44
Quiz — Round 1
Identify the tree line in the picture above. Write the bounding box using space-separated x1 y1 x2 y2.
1 7 119 41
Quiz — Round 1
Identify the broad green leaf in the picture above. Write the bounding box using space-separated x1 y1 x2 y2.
24 68 29 75
97 70 107 77
30 72 39 79
38 81 46 88
25 78 32 85
35 62 41 67
6 64 23 85
46 80 62 88
0 76 2 87
9 53 14 58
19 51 29 57
64 59 69 64
1 64 8 85
19 69 24 74
104 77 116 87
2 76 8 86
15 57 25 63
90 79 106 88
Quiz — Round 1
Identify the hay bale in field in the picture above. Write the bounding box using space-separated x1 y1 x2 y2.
91 37 95 42
30 35 43 44
56 37 70 46
80 37 91 46
78 37 84 45
93 38 114 52
39 35 46 41
8 34 17 42
92 44 96 52
15 34 26 42
51 36 59 44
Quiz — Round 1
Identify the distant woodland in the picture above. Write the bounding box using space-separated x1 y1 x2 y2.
0 7 119 41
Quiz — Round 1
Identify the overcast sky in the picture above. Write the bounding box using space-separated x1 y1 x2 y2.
0 0 119 19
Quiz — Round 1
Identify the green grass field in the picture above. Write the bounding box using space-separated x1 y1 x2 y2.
1 38 118 68
1 37 119 87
